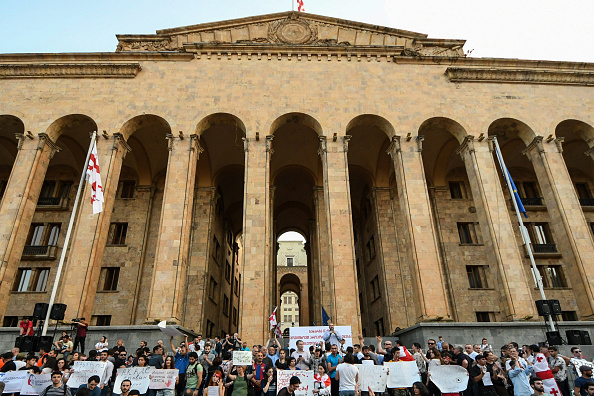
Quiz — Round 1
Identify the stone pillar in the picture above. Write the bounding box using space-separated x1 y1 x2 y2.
0 133 59 320
239 135 273 344
457 137 536 320
307 219 322 325
387 136 451 322
146 134 201 324
523 137 594 319
59 133 131 320
312 186 332 321
269 186 277 318
318 136 361 333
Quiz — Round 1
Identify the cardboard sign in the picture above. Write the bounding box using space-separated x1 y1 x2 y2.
1 371 29 393
113 366 155 394
149 369 179 390
20 373 53 395
429 365 469 393
69 361 108 388
385 361 421 388
232 351 252 366
571 358 594 377
355 364 388 392
208 386 219 396
277 370 314 396
288 327 352 350
158 320 184 337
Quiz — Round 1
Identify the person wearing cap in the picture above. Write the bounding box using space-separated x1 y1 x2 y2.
278 376 301 396
575 366 593 396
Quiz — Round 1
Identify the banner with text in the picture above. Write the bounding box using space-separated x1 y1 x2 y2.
69 361 108 388
355 364 388 392
1 371 29 394
428 365 468 393
232 351 253 366
149 369 179 390
385 361 420 389
277 370 314 396
20 374 53 395
114 367 155 394
288 327 352 350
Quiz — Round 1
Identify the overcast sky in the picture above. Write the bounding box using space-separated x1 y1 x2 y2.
1 0 592 63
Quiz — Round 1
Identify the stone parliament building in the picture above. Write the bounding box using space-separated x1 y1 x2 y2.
0 11 593 344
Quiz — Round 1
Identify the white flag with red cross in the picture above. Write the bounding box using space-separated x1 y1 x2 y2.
86 141 104 215
533 353 561 396
275 323 282 338
269 306 278 329
297 0 305 12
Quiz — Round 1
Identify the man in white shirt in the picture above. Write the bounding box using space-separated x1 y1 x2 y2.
98 351 114 396
292 340 311 370
505 347 528 371
335 353 359 396
323 323 343 347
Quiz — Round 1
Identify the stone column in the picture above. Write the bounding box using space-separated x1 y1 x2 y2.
269 186 277 318
59 133 131 320
239 135 273 344
524 137 594 319
312 186 332 321
307 219 322 325
457 137 536 320
387 136 451 322
146 134 201 324
0 133 59 320
318 136 361 333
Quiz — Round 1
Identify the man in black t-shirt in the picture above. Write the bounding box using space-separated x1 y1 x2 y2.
278 376 301 396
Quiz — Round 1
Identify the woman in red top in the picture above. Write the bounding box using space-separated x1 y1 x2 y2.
20 317 34 336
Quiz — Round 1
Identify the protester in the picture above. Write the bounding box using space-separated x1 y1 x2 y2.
314 364 331 395
72 318 89 354
76 376 101 396
40 371 72 396
227 365 253 396
575 366 594 396
323 324 343 347
335 353 358 396
277 376 301 396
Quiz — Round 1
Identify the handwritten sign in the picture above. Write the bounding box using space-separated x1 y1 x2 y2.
113 367 155 394
208 386 219 396
277 370 314 396
2 371 29 393
385 361 420 389
69 361 108 388
289 327 352 350
571 358 594 377
158 320 184 337
429 365 469 393
355 364 388 392
232 351 252 366
149 369 179 390
20 373 53 395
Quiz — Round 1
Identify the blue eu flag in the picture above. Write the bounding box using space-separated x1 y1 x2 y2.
505 167 528 218
321 307 330 326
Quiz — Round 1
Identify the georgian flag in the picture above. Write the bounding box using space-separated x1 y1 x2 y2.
269 306 278 329
533 353 561 396
275 323 282 338
297 0 305 12
398 346 415 361
86 141 104 215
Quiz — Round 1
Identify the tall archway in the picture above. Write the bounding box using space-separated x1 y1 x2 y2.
277 232 307 331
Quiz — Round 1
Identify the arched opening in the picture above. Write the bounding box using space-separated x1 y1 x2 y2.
0 115 24 203
277 232 307 333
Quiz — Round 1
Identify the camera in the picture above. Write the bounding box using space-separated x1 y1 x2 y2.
72 318 80 322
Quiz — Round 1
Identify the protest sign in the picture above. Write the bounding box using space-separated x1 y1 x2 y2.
277 370 314 396
20 373 53 395
2 371 29 393
232 351 252 366
113 367 155 394
429 365 469 393
571 358 594 376
69 361 107 388
208 386 219 396
149 369 179 390
355 364 388 392
288 327 352 350
385 361 420 388
158 320 184 337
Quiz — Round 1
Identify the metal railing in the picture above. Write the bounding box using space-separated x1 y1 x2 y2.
520 197 543 206
22 245 57 260
532 243 557 253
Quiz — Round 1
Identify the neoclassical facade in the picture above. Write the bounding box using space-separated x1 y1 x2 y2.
1 12 594 343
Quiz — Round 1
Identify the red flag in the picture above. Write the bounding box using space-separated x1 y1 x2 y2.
398 346 415 361
86 141 104 214
269 306 278 329
297 0 305 12
533 353 561 396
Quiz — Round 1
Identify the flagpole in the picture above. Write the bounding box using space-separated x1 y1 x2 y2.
492 137 555 333
42 131 98 336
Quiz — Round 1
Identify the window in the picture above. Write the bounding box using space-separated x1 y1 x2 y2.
47 224 61 246
28 224 45 246
238 274 241 296
38 181 72 206
538 265 567 288
108 223 128 245
371 275 381 300
3 316 18 327
234 277 239 296
101 267 120 291
466 266 488 289
294 315 299 323
374 318 384 336
13 268 50 292
206 320 215 338
522 182 539 198
212 236 221 262
449 182 464 199
209 276 218 300
286 257 294 266
225 260 231 283
366 236 376 261
120 181 135 199
223 294 229 316
93 315 111 326
233 307 238 325
458 223 480 244
25 223 61 248
575 183 591 199
561 311 578 321
476 312 492 322
40 181 56 198
283 315 291 322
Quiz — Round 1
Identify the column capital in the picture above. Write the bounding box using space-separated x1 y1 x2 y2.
584 146 594 160
266 134 274 155
342 135 351 153
522 136 545 157
15 133 26 150
387 135 424 156
455 135 476 157
112 133 132 159
318 136 327 157
37 133 61 158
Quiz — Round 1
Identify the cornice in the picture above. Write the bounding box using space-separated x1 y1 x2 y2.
0 53 194 62
445 67 594 86
0 63 142 79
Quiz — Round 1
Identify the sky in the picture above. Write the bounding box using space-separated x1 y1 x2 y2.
1 0 593 63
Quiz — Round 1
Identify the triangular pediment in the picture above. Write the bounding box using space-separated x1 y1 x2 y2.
116 11 466 57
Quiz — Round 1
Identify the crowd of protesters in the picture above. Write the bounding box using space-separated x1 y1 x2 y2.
2 321 594 396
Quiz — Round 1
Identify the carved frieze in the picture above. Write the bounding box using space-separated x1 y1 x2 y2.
268 18 318 45
446 67 594 86
0 63 141 79
116 39 173 52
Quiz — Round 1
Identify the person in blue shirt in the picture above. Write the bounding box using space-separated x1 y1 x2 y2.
171 336 190 396
75 376 101 396
265 336 281 367
508 359 534 396
326 344 342 396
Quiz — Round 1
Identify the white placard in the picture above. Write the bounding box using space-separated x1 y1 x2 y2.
69 361 108 388
277 370 314 396
572 358 594 377
288 327 352 350
385 361 421 389
158 320 184 337
232 351 252 366
355 364 388 393
20 373 53 395
113 367 155 394
429 365 469 393
208 386 219 396
2 371 29 393
149 369 179 390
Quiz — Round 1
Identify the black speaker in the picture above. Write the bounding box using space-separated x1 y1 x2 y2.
37 336 53 353
548 299 562 315
33 303 49 319
567 330 583 345
536 300 551 316
21 336 38 352
50 303 67 320
546 331 563 345
580 330 592 345
15 336 24 350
